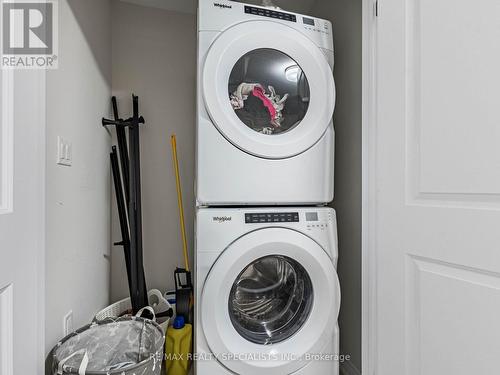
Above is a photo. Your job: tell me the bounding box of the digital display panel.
[305,212,319,221]
[303,17,315,26]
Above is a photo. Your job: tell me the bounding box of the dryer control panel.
[301,17,332,37]
[199,0,333,52]
[244,6,297,22]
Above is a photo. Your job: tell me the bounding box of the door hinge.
[375,0,379,16]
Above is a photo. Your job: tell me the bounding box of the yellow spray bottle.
[165,315,192,375]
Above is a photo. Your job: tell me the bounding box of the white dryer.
[195,207,341,375]
[197,0,336,206]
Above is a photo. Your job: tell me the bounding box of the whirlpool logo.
[213,216,232,223]
[213,3,232,9]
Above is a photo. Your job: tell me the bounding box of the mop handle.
[170,134,190,272]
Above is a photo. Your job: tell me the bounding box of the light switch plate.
[57,136,72,166]
[63,310,73,336]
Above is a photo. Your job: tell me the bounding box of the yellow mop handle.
[171,135,190,272]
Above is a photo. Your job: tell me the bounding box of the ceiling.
[119,0,318,15]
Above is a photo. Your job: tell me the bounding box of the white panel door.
[0,68,45,373]
[371,0,500,374]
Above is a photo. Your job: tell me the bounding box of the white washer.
[195,207,340,375]
[197,0,336,206]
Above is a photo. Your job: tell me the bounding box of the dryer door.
[203,20,335,159]
[201,228,340,375]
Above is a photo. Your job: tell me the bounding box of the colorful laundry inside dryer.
[251,86,278,122]
[228,49,311,136]
[230,82,289,134]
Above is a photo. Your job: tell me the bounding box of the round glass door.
[203,20,335,159]
[200,228,340,375]
[229,49,310,135]
[229,255,313,345]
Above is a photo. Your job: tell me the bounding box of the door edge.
[362,0,378,374]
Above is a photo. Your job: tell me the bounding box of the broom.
[170,134,193,323]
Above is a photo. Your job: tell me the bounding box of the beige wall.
[45,0,112,353]
[311,0,363,373]
[110,1,196,301]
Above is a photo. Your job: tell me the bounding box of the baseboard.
[340,360,361,375]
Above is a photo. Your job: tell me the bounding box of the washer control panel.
[244,6,297,22]
[245,212,299,223]
[305,210,333,231]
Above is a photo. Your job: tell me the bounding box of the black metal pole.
[103,95,147,314]
[129,94,148,312]
[111,96,147,307]
[112,97,130,205]
[128,116,139,313]
[110,146,139,312]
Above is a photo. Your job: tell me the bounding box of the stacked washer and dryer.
[195,1,340,374]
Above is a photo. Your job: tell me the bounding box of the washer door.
[201,228,340,375]
[203,20,335,159]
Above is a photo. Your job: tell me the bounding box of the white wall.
[45,0,112,354]
[311,0,363,373]
[110,1,196,301]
